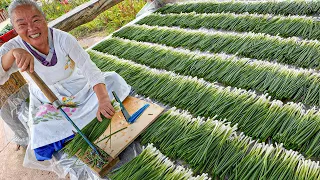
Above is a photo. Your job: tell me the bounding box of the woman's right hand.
[12,48,34,73]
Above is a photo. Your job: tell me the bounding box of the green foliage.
[88,49,320,158]
[137,12,320,41]
[157,1,320,16]
[113,25,320,69]
[41,0,89,21]
[0,0,10,10]
[0,24,13,36]
[38,0,146,38]
[69,0,147,38]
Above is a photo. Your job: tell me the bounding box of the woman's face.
[12,5,48,51]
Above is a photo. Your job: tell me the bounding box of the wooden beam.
[48,0,124,31]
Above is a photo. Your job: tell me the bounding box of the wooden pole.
[48,0,124,31]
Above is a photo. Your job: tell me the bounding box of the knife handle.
[112,91,131,121]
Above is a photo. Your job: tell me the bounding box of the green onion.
[88,49,320,158]
[93,37,320,106]
[140,109,319,179]
[62,116,111,157]
[137,12,320,40]
[112,25,320,69]
[110,144,209,180]
[157,1,320,16]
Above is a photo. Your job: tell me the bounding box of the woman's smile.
[12,5,49,54]
[29,33,41,39]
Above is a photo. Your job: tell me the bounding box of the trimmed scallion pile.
[113,25,320,69]
[63,116,111,157]
[88,50,320,158]
[110,144,210,180]
[140,109,320,179]
[137,12,320,40]
[157,1,320,16]
[62,100,120,159]
[86,1,320,177]
[93,37,320,106]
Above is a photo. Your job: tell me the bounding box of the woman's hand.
[97,96,115,121]
[94,83,115,121]
[1,48,34,72]
[12,48,34,72]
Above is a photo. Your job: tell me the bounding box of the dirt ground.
[0,118,63,180]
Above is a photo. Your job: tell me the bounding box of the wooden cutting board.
[95,96,164,158]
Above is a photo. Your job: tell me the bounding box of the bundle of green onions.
[157,1,320,16]
[63,116,111,157]
[141,109,320,179]
[94,37,320,106]
[88,50,320,158]
[63,100,120,158]
[110,144,209,180]
[112,25,320,69]
[137,12,320,40]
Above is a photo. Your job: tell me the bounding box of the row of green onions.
[137,12,320,40]
[141,109,320,179]
[88,50,320,158]
[113,25,320,69]
[157,1,320,16]
[110,144,209,180]
[93,37,320,107]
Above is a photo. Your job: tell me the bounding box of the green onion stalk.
[88,50,320,158]
[93,37,320,106]
[63,100,120,158]
[137,12,320,41]
[157,1,320,16]
[141,109,320,179]
[112,25,320,69]
[110,144,209,180]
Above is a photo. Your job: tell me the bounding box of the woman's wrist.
[93,83,109,101]
[1,49,16,71]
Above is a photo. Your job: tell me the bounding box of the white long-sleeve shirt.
[0,28,105,88]
[0,28,130,149]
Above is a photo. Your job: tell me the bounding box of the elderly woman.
[0,0,130,161]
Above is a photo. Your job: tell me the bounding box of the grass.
[41,0,146,38]
[41,0,89,21]
[69,0,147,38]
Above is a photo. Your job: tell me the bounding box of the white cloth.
[0,28,131,149]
